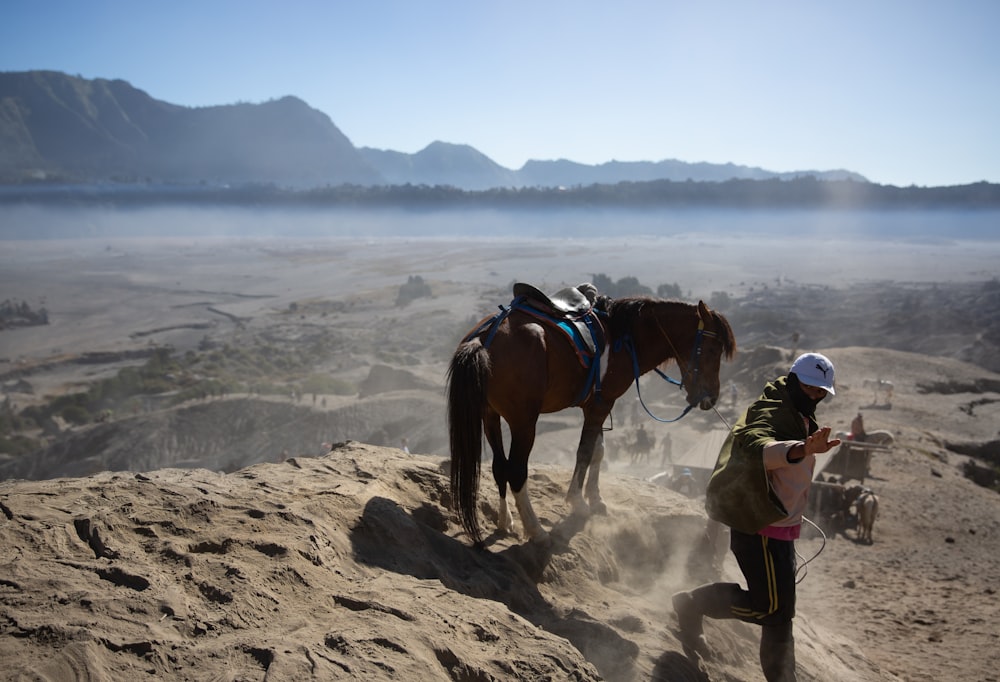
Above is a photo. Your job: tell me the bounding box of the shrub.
[0,434,40,456]
[61,404,91,425]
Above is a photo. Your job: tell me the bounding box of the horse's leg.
[506,419,548,543]
[566,421,604,517]
[585,430,608,514]
[484,410,514,536]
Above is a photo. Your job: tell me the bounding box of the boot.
[671,582,741,657]
[760,622,796,682]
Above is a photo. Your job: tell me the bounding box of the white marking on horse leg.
[497,495,515,536]
[513,484,549,542]
[566,483,590,517]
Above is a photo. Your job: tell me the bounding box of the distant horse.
[856,489,880,543]
[628,425,655,466]
[863,378,894,404]
[447,291,736,547]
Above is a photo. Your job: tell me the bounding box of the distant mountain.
[0,70,867,189]
[359,143,866,189]
[359,141,519,190]
[515,158,865,186]
[0,71,380,187]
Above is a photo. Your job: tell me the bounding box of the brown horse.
[447,293,736,547]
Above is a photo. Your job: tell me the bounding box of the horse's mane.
[601,295,651,340]
[601,296,736,359]
[708,307,737,359]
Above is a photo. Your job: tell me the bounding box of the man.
[851,411,867,442]
[672,352,841,682]
[672,467,697,498]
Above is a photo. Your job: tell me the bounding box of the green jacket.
[705,376,818,534]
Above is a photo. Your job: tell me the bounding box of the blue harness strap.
[463,296,608,407]
[513,301,607,406]
[574,308,606,405]
[615,320,716,423]
[517,304,600,367]
[462,296,526,347]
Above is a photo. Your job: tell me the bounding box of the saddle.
[464,282,607,406]
[511,282,604,359]
[512,282,598,318]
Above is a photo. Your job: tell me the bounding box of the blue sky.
[3,1,998,187]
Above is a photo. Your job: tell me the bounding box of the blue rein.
[616,321,717,423]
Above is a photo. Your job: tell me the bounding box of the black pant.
[728,528,797,626]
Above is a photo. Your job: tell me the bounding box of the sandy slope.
[2,424,997,682]
[0,444,882,681]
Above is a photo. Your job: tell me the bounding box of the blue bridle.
[615,318,719,423]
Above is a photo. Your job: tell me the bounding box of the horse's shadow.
[478,510,591,580]
[350,496,590,589]
[350,497,638,680]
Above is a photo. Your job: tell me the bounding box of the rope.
[627,306,724,423]
[795,515,827,584]
[710,402,734,432]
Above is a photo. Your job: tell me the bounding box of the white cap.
[789,352,836,395]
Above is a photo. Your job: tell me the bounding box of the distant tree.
[0,299,48,327]
[591,274,615,295]
[613,276,652,297]
[590,273,652,298]
[709,290,733,311]
[657,283,683,299]
[396,275,432,307]
[60,404,91,425]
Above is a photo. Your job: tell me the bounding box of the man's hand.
[804,426,842,455]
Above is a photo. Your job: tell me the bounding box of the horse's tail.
[447,340,491,547]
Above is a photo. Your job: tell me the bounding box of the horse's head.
[658,300,737,410]
[611,296,736,413]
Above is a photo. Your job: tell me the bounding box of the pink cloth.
[760,523,801,540]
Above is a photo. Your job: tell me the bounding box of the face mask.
[788,373,821,418]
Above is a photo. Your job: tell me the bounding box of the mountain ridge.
[1,70,867,190]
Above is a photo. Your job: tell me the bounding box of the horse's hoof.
[590,500,608,515]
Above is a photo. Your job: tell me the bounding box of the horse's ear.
[697,300,711,319]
